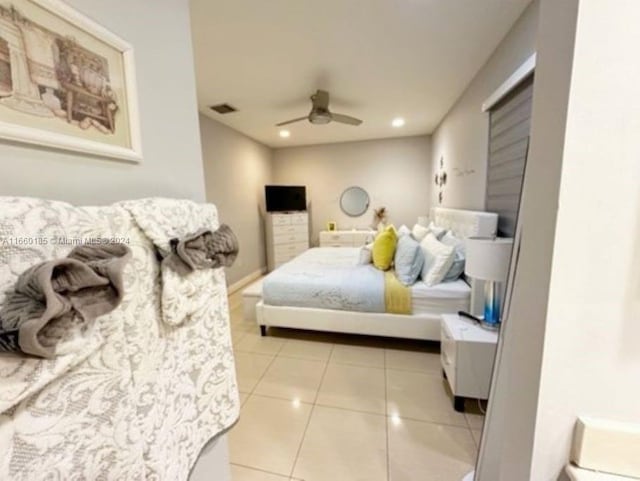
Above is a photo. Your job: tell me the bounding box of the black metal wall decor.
[434,156,447,204]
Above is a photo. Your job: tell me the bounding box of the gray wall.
[0,0,206,204]
[272,136,431,245]
[429,0,539,211]
[200,115,273,286]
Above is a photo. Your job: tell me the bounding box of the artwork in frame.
[0,0,142,161]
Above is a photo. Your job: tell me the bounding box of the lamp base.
[480,320,500,331]
[482,280,503,329]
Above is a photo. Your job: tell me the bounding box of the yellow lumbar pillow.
[372,225,397,270]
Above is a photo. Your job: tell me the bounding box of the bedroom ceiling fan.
[276,90,363,127]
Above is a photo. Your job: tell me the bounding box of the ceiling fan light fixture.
[392,117,405,128]
[275,90,363,127]
[309,111,332,125]
[279,129,291,138]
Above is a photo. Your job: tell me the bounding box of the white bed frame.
[256,207,497,341]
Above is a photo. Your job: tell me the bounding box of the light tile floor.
[227,290,484,481]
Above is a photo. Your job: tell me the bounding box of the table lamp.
[464,236,513,329]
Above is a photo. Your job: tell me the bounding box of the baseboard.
[227,267,266,294]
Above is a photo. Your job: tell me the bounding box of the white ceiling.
[190,0,531,148]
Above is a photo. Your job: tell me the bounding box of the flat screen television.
[265,185,306,212]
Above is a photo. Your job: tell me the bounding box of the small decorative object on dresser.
[265,211,309,271]
[319,229,375,247]
[327,221,337,231]
[441,313,498,412]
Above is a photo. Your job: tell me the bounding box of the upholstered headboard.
[430,207,499,315]
[430,207,498,239]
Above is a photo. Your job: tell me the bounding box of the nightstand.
[440,314,498,412]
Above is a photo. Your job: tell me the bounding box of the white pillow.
[428,221,447,240]
[358,242,374,265]
[411,223,430,241]
[419,233,455,286]
[397,224,411,237]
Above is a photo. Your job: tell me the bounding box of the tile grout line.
[242,390,471,431]
[246,391,420,421]
[463,413,478,451]
[230,462,296,480]
[239,358,474,429]
[384,348,390,481]
[245,350,280,397]
[288,343,335,479]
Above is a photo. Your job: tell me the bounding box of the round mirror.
[340,186,370,217]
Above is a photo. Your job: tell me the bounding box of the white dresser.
[319,229,375,247]
[266,212,309,271]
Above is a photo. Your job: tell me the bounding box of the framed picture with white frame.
[0,0,142,162]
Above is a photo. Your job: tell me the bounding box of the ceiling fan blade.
[275,116,308,126]
[312,90,330,110]
[331,113,363,126]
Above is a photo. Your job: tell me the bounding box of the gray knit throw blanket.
[163,224,239,276]
[0,244,131,358]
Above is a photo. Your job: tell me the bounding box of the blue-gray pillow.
[441,231,466,282]
[394,234,424,285]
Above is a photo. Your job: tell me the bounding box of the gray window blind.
[487,75,533,237]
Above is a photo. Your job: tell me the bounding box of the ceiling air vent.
[210,103,237,114]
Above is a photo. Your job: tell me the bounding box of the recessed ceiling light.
[392,117,405,128]
[279,130,290,138]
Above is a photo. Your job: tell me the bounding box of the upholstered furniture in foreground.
[0,197,239,480]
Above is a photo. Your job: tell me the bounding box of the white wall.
[272,136,431,244]
[0,0,206,204]
[429,0,539,211]
[200,115,273,286]
[529,1,640,479]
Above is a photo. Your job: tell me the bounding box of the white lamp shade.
[465,237,513,282]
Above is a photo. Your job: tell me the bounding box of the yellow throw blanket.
[384,271,412,314]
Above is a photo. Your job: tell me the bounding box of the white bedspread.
[263,248,385,313]
[263,247,471,316]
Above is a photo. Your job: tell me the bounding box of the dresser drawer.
[290,213,308,225]
[271,214,292,226]
[274,241,308,258]
[322,232,353,244]
[274,224,307,235]
[319,232,353,246]
[441,323,457,390]
[273,231,308,244]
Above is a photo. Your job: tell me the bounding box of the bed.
[256,207,497,341]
